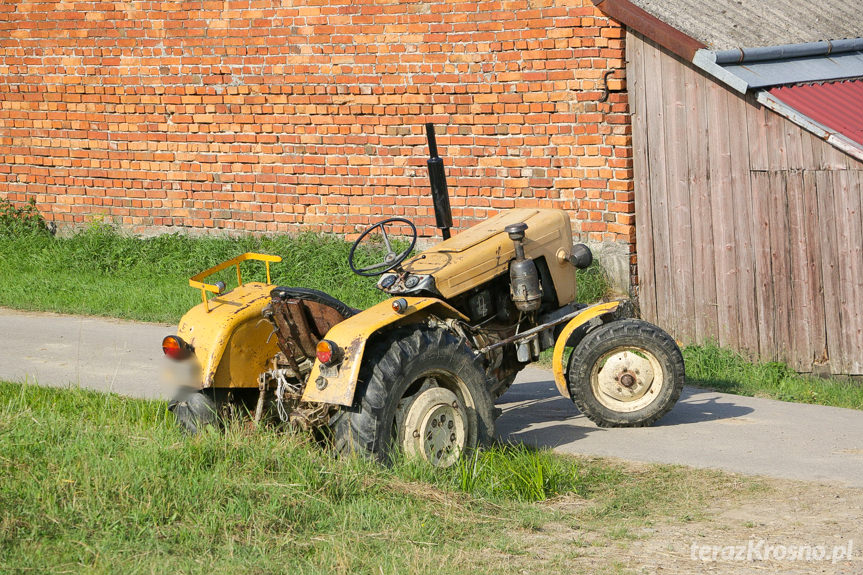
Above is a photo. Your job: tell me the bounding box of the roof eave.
[591,0,705,60]
[593,0,863,163]
[593,0,863,92]
[756,91,863,163]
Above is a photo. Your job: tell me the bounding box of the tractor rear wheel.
[331,326,495,466]
[566,319,684,427]
[168,388,257,434]
[168,389,220,434]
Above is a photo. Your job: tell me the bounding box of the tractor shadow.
[495,372,754,450]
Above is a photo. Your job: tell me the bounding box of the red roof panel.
[769,79,863,147]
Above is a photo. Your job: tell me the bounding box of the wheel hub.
[595,350,657,406]
[619,372,637,388]
[401,387,467,467]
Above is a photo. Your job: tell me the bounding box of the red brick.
[0,0,635,280]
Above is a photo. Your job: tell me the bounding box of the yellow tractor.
[162,125,684,467]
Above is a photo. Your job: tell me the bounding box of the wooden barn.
[593,0,863,375]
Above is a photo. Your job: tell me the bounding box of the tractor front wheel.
[566,319,684,427]
[331,326,495,466]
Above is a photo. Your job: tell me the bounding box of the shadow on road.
[654,388,755,426]
[495,375,754,449]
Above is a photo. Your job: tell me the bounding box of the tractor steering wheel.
[348,217,418,277]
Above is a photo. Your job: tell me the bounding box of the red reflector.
[162,336,191,360]
[316,340,338,365]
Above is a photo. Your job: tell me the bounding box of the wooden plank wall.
[628,32,863,375]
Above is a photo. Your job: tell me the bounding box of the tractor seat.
[267,287,358,360]
[270,287,358,319]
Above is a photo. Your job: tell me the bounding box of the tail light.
[162,335,192,360]
[316,339,341,366]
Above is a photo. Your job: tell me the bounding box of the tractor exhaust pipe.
[425,123,453,240]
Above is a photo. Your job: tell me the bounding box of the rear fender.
[301,297,468,406]
[551,300,622,398]
[175,282,279,389]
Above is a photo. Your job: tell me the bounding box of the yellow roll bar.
[189,252,282,312]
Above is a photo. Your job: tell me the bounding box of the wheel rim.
[589,346,664,413]
[400,386,467,467]
[397,373,474,467]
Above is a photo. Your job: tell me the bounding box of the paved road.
[3,307,863,487]
[0,308,168,399]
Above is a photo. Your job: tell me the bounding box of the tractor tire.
[331,325,495,467]
[168,389,220,434]
[566,319,684,428]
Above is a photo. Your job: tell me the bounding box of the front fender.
[301,297,468,406]
[551,300,622,398]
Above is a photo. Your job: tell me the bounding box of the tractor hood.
[400,208,576,304]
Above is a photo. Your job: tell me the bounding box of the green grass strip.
[0,381,748,574]
[684,343,863,410]
[0,221,609,323]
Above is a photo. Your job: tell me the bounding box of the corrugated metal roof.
[769,80,863,147]
[628,0,863,50]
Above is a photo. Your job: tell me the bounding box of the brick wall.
[0,0,633,281]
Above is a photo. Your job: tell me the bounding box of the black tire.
[168,389,220,434]
[331,325,495,465]
[566,319,684,427]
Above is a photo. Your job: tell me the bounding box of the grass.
[573,255,609,305]
[684,343,863,410]
[0,381,756,575]
[0,223,388,323]
[0,204,609,323]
